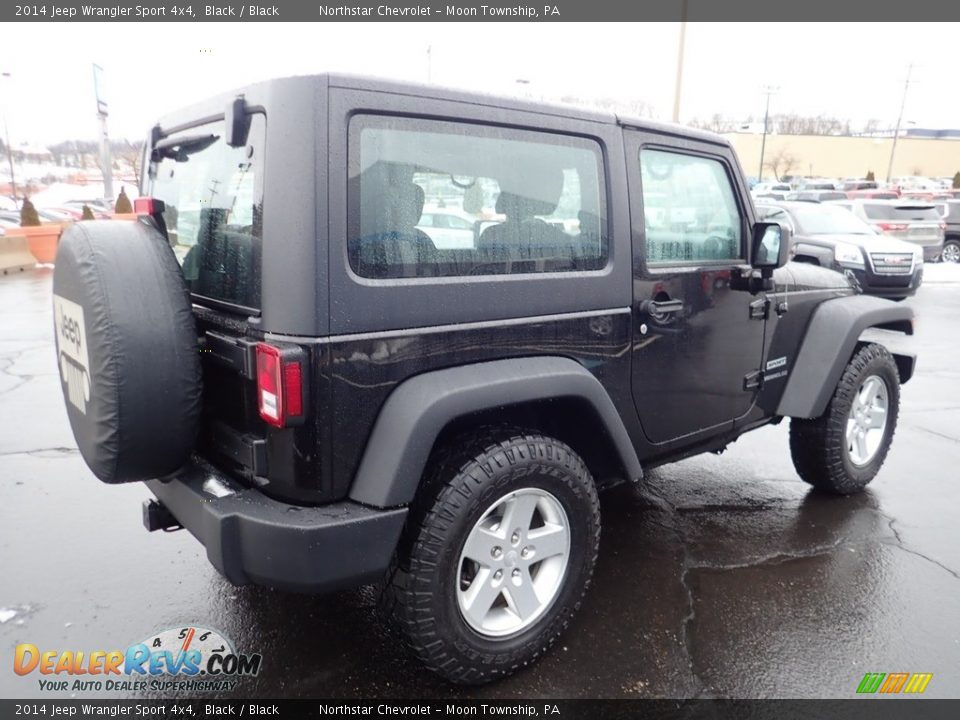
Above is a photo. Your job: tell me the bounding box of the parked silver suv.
[828,199,945,261]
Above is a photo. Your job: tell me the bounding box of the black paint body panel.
[145,74,913,510]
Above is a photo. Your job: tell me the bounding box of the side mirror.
[751,222,792,274]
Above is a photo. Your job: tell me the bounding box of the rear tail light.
[876,222,909,232]
[255,343,307,428]
[133,197,165,215]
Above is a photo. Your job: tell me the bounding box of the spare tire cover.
[52,220,202,483]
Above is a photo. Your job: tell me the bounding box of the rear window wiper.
[152,134,220,162]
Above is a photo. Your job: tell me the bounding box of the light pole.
[1,71,17,208]
[757,85,778,181]
[93,64,114,203]
[671,0,688,123]
[426,45,432,83]
[886,62,913,183]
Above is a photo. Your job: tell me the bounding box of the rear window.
[348,115,608,279]
[147,115,266,310]
[863,204,941,221]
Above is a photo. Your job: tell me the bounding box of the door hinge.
[749,297,770,320]
[743,369,763,390]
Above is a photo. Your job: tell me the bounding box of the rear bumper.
[146,458,407,594]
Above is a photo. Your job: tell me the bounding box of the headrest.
[390,182,426,229]
[495,191,558,220]
[495,165,565,219]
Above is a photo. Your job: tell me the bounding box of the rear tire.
[789,344,900,495]
[382,429,600,684]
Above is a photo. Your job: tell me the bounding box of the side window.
[348,115,608,278]
[639,149,743,265]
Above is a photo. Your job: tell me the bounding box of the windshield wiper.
[152,134,220,162]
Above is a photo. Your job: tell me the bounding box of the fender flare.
[348,356,643,508]
[777,294,915,419]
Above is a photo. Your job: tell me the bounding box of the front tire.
[383,430,600,684]
[789,343,900,494]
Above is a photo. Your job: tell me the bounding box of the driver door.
[626,131,766,446]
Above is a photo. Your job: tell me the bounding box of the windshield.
[790,204,877,235]
[147,114,266,310]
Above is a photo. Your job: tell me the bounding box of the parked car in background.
[42,206,84,220]
[900,190,954,202]
[59,201,112,219]
[846,189,899,200]
[757,201,923,299]
[891,176,940,192]
[0,213,20,236]
[34,208,75,223]
[830,199,945,261]
[933,199,960,263]
[416,207,479,249]
[785,190,848,203]
[842,180,879,192]
[751,182,793,200]
[798,180,838,191]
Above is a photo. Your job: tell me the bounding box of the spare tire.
[52,220,202,483]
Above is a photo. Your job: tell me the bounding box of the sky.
[0,22,957,145]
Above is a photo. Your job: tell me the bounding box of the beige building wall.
[724,133,960,181]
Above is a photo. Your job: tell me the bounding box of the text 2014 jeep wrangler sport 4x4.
[52,75,915,684]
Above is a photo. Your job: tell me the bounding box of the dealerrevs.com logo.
[14,626,262,693]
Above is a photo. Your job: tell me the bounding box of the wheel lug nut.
[512,568,521,579]
[521,546,532,559]
[491,546,502,559]
[511,531,521,545]
[493,569,503,581]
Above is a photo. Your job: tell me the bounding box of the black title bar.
[3,0,959,22]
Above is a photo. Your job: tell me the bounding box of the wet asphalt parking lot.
[2,266,959,700]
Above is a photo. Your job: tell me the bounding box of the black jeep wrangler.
[52,74,915,684]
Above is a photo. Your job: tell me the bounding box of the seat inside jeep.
[349,122,608,279]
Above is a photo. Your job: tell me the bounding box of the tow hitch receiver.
[142,499,181,532]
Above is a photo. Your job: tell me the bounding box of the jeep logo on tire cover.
[53,294,91,414]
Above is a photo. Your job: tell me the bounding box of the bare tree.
[764,146,797,181]
[772,113,847,136]
[114,140,145,186]
[688,113,739,133]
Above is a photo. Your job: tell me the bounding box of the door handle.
[642,299,685,316]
